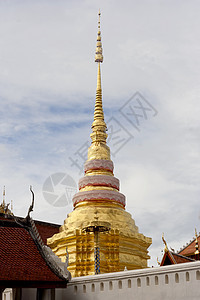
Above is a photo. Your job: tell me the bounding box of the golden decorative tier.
[47,11,152,277]
[48,205,151,277]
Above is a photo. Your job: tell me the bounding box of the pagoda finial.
[90,10,108,149]
[93,9,104,126]
[95,9,103,64]
[87,10,111,160]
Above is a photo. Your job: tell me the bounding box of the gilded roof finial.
[0,186,13,215]
[157,257,161,266]
[195,228,199,255]
[3,186,5,207]
[25,186,35,221]
[162,233,169,252]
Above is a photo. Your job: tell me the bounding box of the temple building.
[160,231,200,266]
[0,188,71,300]
[47,11,152,278]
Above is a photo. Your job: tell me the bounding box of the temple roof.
[160,232,199,266]
[0,213,60,245]
[178,234,200,257]
[160,250,195,266]
[0,215,70,288]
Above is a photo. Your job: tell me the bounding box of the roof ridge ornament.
[195,228,199,255]
[20,186,35,224]
[26,185,34,220]
[0,186,13,215]
[3,185,5,206]
[157,257,161,266]
[162,233,169,252]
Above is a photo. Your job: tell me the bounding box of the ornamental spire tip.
[95,10,103,63]
[88,10,110,161]
[91,11,106,134]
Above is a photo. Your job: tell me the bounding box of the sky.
[0,0,200,267]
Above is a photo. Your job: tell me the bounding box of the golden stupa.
[47,11,152,277]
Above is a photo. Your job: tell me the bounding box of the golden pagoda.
[47,11,152,277]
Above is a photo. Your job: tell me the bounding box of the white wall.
[56,261,200,300]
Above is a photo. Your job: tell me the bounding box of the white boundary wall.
[56,261,200,300]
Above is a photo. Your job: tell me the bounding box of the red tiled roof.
[0,217,68,288]
[173,253,194,263]
[179,236,200,256]
[0,213,60,245]
[34,221,60,245]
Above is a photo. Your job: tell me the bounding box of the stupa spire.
[89,11,110,160]
[93,63,104,122]
[93,10,104,125]
[94,9,104,127]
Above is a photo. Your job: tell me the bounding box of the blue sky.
[0,0,200,266]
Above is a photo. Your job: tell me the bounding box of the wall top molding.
[68,261,200,285]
